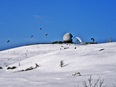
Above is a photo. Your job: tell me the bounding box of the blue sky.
[0,0,116,50]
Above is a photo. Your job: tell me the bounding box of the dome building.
[63,33,73,43]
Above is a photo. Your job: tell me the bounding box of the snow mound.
[0,43,116,87]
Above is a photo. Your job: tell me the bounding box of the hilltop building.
[63,33,73,43]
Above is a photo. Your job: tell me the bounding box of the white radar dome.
[63,33,73,43]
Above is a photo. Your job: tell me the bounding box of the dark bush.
[0,66,3,69]
[7,66,17,70]
[60,60,64,67]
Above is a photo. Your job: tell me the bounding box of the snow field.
[0,43,116,87]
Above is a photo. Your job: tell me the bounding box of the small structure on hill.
[63,33,73,43]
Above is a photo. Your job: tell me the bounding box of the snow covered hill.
[0,43,116,87]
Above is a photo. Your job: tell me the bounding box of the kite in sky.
[75,37,82,43]
[91,38,95,42]
[40,28,42,30]
[31,35,34,38]
[45,34,48,36]
[7,40,10,43]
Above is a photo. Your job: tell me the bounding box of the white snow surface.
[0,43,116,87]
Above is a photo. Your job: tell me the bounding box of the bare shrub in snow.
[19,63,20,66]
[60,60,64,67]
[0,66,2,69]
[112,84,116,87]
[7,66,17,70]
[25,63,39,71]
[25,66,34,71]
[25,53,27,57]
[35,63,39,68]
[18,63,39,72]
[99,49,104,51]
[83,76,106,87]
[64,47,69,49]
